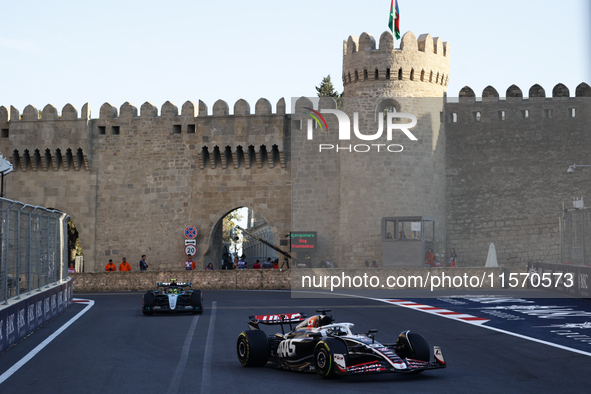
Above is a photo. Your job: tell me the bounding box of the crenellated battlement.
[342,31,450,97]
[1,97,286,122]
[452,82,591,101]
[445,82,590,125]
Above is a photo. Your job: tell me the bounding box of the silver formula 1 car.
[237,309,445,378]
[142,280,203,315]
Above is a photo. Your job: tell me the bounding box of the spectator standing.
[253,260,261,269]
[262,258,272,269]
[68,262,76,273]
[139,255,148,271]
[119,258,131,272]
[424,248,435,267]
[206,263,214,270]
[105,259,117,272]
[237,255,248,269]
[185,255,196,270]
[371,260,378,268]
[232,256,239,269]
[447,249,457,267]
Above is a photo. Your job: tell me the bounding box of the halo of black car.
[142,279,203,315]
[237,309,445,378]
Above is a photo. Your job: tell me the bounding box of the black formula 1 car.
[142,280,203,315]
[237,309,445,378]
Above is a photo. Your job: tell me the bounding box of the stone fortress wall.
[0,99,291,272]
[446,83,591,267]
[1,30,590,270]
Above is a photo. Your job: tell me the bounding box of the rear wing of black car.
[248,313,307,332]
[157,281,192,288]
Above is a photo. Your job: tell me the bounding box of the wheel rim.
[238,340,247,357]
[317,349,327,369]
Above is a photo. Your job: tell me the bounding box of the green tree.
[316,75,343,109]
[68,219,83,263]
[315,75,340,98]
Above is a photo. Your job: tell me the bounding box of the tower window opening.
[429,71,433,83]
[435,73,440,84]
[473,112,481,122]
[348,72,351,83]
[570,108,576,118]
[398,68,403,80]
[98,126,106,135]
[386,68,391,80]
[521,109,529,119]
[420,70,425,82]
[188,124,196,133]
[544,109,553,119]
[355,71,359,82]
[498,110,506,121]
[410,69,414,81]
[375,68,379,80]
[173,124,182,134]
[1,129,8,138]
[363,69,368,81]
[449,113,458,123]
[112,126,120,135]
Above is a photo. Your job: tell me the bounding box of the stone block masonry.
[69,270,291,292]
[1,29,590,271]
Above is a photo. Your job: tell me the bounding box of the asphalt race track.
[1,290,591,394]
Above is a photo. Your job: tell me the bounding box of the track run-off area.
[1,290,590,394]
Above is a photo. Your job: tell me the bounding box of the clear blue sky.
[0,0,589,116]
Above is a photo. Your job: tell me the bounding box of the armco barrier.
[528,262,591,298]
[69,269,292,292]
[0,278,73,355]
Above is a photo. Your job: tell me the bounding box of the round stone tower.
[338,30,450,267]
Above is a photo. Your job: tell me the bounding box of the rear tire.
[142,292,154,315]
[237,330,269,367]
[314,339,348,379]
[191,290,203,314]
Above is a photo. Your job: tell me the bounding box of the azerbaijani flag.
[388,0,401,40]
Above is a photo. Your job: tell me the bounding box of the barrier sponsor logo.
[0,280,74,356]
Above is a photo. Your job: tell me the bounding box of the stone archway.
[202,206,279,270]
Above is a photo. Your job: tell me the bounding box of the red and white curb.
[73,298,92,304]
[379,299,490,325]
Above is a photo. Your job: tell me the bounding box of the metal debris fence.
[0,197,70,304]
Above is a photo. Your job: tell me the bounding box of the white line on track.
[0,298,94,385]
[371,297,591,357]
[166,314,200,394]
[291,289,591,358]
[200,301,217,394]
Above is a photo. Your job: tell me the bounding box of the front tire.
[396,331,430,362]
[191,290,203,314]
[314,339,348,379]
[237,330,269,367]
[142,292,155,315]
